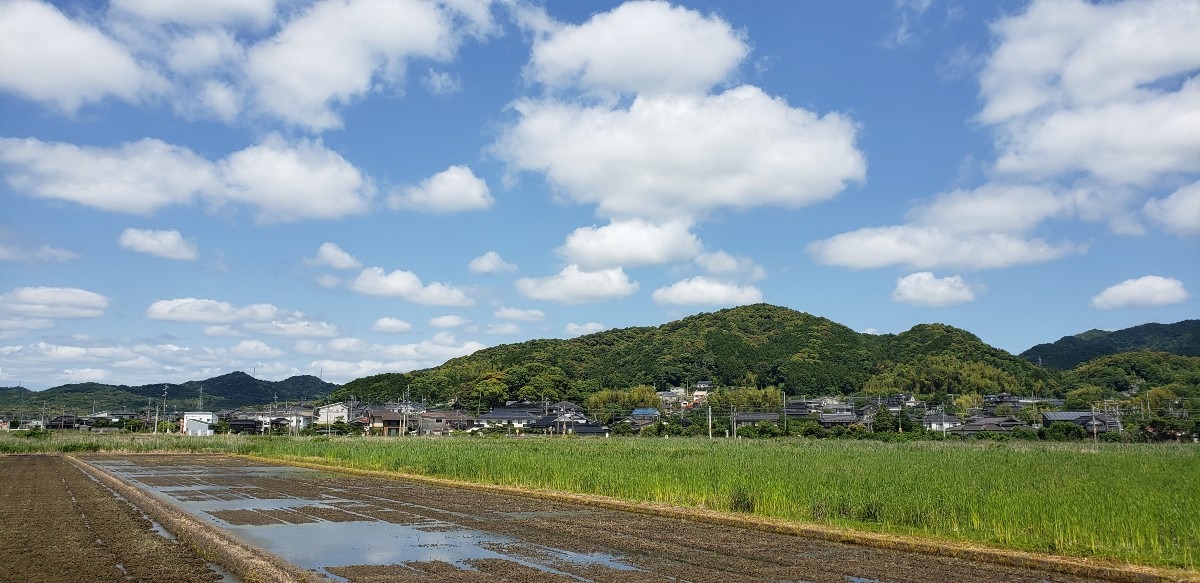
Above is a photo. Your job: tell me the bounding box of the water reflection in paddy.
[90,458,638,581]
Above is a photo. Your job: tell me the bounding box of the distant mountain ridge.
[1020,320,1200,370]
[0,372,336,415]
[334,303,1058,406]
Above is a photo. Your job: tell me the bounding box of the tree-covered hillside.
[0,372,336,418]
[331,304,1056,409]
[1020,320,1200,370]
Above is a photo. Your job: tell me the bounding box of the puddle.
[90,458,639,581]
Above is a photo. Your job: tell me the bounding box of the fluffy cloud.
[981,0,1200,187]
[118,228,198,260]
[428,315,470,328]
[229,339,283,358]
[486,323,520,335]
[306,242,362,270]
[0,137,220,215]
[891,272,977,307]
[496,87,865,220]
[306,333,486,380]
[564,322,606,337]
[0,135,373,221]
[809,184,1087,270]
[651,276,762,306]
[468,251,515,274]
[907,185,1069,234]
[1144,182,1200,236]
[0,286,109,318]
[372,317,412,333]
[0,240,77,263]
[348,267,474,306]
[110,0,277,27]
[516,265,638,304]
[0,0,164,112]
[494,307,544,321]
[1091,275,1189,309]
[219,135,373,222]
[388,165,492,213]
[145,298,242,323]
[145,298,337,336]
[421,69,461,94]
[558,219,701,269]
[695,251,766,281]
[243,319,339,338]
[527,0,747,97]
[808,226,1082,270]
[498,3,866,224]
[243,0,456,130]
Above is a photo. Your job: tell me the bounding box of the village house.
[475,402,544,429]
[947,415,1027,436]
[1042,411,1122,434]
[180,412,217,436]
[417,410,475,435]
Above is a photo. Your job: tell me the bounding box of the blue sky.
[1,0,1197,391]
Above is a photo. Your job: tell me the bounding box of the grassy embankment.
[3,432,1196,571]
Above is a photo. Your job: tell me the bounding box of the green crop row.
[2,432,1196,569]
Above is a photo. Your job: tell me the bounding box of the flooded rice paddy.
[75,454,1119,582]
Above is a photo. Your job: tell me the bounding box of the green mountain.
[1020,320,1200,370]
[332,303,1056,408]
[0,372,337,418]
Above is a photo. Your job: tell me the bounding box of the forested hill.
[1020,320,1200,370]
[334,303,1058,407]
[0,372,336,415]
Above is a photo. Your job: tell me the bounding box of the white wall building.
[182,412,217,436]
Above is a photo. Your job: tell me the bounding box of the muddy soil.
[0,455,226,583]
[75,453,1134,583]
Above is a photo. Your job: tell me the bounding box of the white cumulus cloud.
[558,218,701,269]
[388,165,492,213]
[372,317,413,333]
[1091,275,1189,309]
[495,87,866,220]
[306,242,362,269]
[118,228,198,260]
[243,0,458,130]
[0,286,108,318]
[516,265,638,304]
[0,0,165,112]
[651,277,762,306]
[564,322,606,337]
[1144,182,1200,236]
[891,272,977,307]
[807,226,1083,270]
[0,135,374,222]
[527,0,748,97]
[348,267,473,306]
[428,315,470,328]
[468,251,515,274]
[219,134,374,223]
[494,307,544,321]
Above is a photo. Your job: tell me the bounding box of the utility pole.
[707,405,712,440]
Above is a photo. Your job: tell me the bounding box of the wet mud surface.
[0,455,229,583]
[71,453,1116,582]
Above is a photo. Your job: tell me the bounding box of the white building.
[316,402,352,425]
[182,412,217,436]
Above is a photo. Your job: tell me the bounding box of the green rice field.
[4,432,1197,571]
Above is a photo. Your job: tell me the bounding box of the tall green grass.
[4,432,1196,569]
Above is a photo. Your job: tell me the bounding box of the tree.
[1044,421,1086,441]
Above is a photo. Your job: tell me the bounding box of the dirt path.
[0,454,225,583]
[73,453,1168,583]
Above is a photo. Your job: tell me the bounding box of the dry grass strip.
[247,453,1199,583]
[67,455,326,583]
